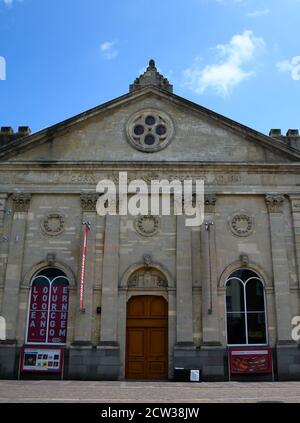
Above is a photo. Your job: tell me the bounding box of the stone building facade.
[0,60,300,381]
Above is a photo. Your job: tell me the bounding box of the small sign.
[229,347,273,374]
[21,346,63,373]
[190,369,200,382]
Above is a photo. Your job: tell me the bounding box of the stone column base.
[0,342,18,379]
[173,344,226,381]
[68,344,120,380]
[276,343,300,381]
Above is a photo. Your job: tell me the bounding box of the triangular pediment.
[1,87,299,163]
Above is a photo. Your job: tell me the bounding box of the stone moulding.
[228,211,254,237]
[135,215,160,237]
[41,213,65,236]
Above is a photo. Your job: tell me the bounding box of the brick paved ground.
[0,380,300,403]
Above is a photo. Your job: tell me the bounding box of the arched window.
[226,269,267,345]
[26,268,69,345]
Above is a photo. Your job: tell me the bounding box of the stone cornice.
[1,162,300,172]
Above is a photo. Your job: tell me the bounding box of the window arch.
[26,267,69,345]
[226,268,267,345]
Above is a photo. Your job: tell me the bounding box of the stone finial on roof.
[129,59,173,93]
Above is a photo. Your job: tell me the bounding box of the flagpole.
[79,221,91,312]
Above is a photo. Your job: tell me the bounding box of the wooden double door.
[126,295,168,380]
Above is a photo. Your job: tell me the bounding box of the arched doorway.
[126,295,168,380]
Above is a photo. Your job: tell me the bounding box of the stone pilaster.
[99,214,120,346]
[265,194,292,343]
[201,194,220,345]
[73,194,98,345]
[175,215,194,346]
[289,195,300,288]
[1,193,31,342]
[0,194,8,289]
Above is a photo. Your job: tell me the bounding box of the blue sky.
[0,0,299,135]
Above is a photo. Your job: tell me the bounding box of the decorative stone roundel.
[135,215,160,237]
[41,213,65,236]
[229,212,254,237]
[126,109,174,152]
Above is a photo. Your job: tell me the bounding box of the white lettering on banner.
[59,329,66,337]
[27,278,69,344]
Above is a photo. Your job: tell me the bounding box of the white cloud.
[2,0,23,7]
[277,57,300,81]
[0,56,6,80]
[100,41,118,60]
[183,30,265,97]
[246,9,270,17]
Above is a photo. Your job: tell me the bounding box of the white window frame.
[25,271,69,346]
[225,269,268,347]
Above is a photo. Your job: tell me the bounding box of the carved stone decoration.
[11,193,31,212]
[129,59,173,93]
[229,212,254,237]
[126,109,174,153]
[41,213,65,236]
[240,254,249,266]
[46,253,56,266]
[128,267,168,289]
[265,194,285,213]
[135,215,160,237]
[80,193,99,212]
[204,194,217,213]
[143,254,152,266]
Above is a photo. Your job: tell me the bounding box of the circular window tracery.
[126,109,174,152]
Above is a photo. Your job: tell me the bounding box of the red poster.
[229,348,273,374]
[27,279,69,344]
[47,284,69,344]
[20,346,64,373]
[27,283,50,343]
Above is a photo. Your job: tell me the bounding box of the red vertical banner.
[27,277,69,344]
[79,222,89,311]
[47,281,69,344]
[27,279,50,343]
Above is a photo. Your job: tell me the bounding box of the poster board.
[20,346,64,373]
[229,347,273,375]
